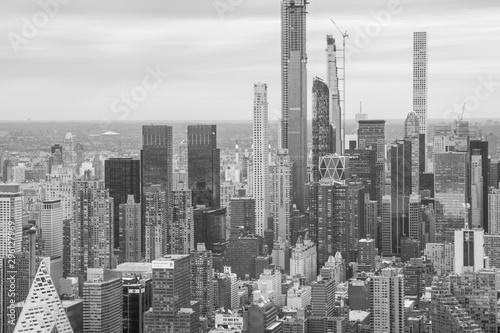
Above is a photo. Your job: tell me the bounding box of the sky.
[0,0,499,123]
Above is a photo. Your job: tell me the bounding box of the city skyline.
[1,0,499,121]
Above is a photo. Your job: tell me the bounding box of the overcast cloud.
[0,0,499,122]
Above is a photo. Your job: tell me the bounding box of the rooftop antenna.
[331,19,349,155]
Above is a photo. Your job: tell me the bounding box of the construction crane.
[331,19,349,155]
[457,102,466,122]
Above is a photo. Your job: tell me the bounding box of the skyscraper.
[12,260,74,333]
[358,120,386,211]
[386,139,413,256]
[105,158,141,248]
[312,77,332,183]
[0,184,22,257]
[370,268,405,333]
[326,35,342,154]
[144,254,191,333]
[281,0,308,212]
[40,200,63,258]
[141,125,173,190]
[414,32,428,173]
[253,83,269,237]
[434,152,469,242]
[83,268,123,333]
[187,124,220,209]
[72,174,114,274]
[271,149,292,242]
[141,125,173,255]
[470,140,489,231]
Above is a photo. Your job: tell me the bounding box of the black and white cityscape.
[1,1,500,332]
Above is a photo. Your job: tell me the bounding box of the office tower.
[190,244,214,317]
[169,183,194,254]
[289,236,317,285]
[348,179,365,257]
[224,236,261,279]
[83,268,123,333]
[358,238,375,272]
[488,188,500,234]
[310,154,352,266]
[143,185,167,262]
[187,124,220,209]
[40,200,63,258]
[141,125,173,256]
[369,268,404,333]
[358,120,386,210]
[413,32,427,171]
[62,132,75,167]
[454,228,485,275]
[72,174,114,274]
[327,35,342,154]
[408,193,422,241]
[253,83,270,237]
[383,139,413,257]
[312,77,332,182]
[122,276,152,333]
[144,255,191,333]
[271,149,292,242]
[281,0,308,213]
[345,149,377,200]
[105,158,141,248]
[12,260,73,333]
[119,195,142,263]
[0,184,23,257]
[310,278,335,317]
[141,125,173,190]
[470,140,489,231]
[431,277,482,333]
[228,197,255,236]
[179,139,188,170]
[450,270,498,333]
[404,111,421,191]
[434,152,469,242]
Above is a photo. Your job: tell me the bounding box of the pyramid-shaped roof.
[13,260,74,333]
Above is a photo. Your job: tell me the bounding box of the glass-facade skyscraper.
[141,125,173,256]
[281,0,308,213]
[187,124,220,209]
[434,152,469,242]
[104,158,141,248]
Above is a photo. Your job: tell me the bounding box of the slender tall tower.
[281,0,308,212]
[312,77,331,183]
[326,35,342,154]
[413,32,427,171]
[253,83,269,237]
